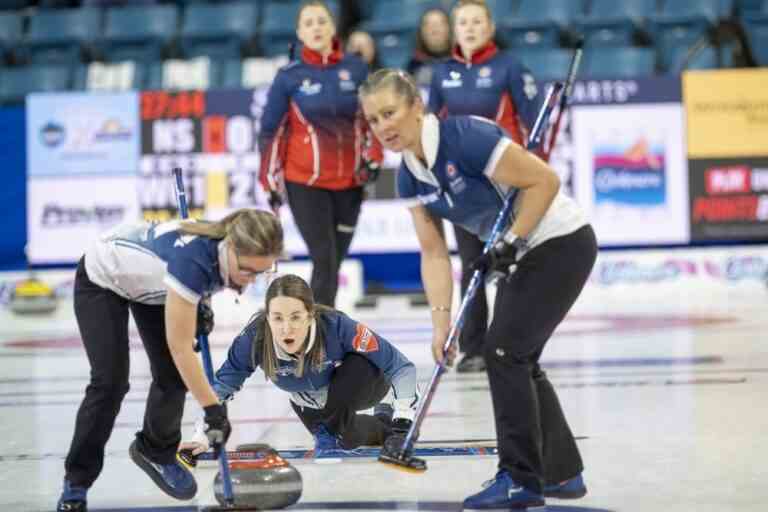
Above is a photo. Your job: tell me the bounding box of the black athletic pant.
[291,353,391,449]
[453,224,488,357]
[484,225,597,493]
[286,181,364,308]
[64,258,188,488]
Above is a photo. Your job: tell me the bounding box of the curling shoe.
[456,354,486,373]
[129,439,197,500]
[463,470,546,511]
[543,473,587,499]
[373,387,395,425]
[312,424,342,451]
[57,479,87,512]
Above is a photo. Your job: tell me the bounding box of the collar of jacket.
[301,37,343,67]
[451,40,498,65]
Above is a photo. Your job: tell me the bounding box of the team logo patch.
[338,69,351,81]
[478,66,492,78]
[446,162,458,178]
[352,324,379,353]
[299,79,322,95]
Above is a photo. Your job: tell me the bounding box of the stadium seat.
[498,0,586,47]
[0,1,31,11]
[573,0,657,46]
[582,46,656,78]
[743,21,768,64]
[736,0,766,15]
[514,47,576,82]
[0,65,71,104]
[373,30,416,69]
[145,58,221,91]
[363,0,436,32]
[649,0,734,41]
[25,8,102,64]
[73,61,146,91]
[664,43,719,72]
[100,5,179,62]
[180,2,259,59]
[0,12,22,62]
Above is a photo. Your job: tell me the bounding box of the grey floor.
[0,272,766,512]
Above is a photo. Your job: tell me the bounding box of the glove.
[203,403,231,449]
[356,158,380,184]
[268,190,284,214]
[179,417,210,457]
[469,235,528,276]
[195,301,214,338]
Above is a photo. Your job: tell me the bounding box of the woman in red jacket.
[259,0,382,307]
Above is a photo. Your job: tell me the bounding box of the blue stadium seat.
[649,0,734,40]
[0,12,22,61]
[514,47,576,82]
[736,0,765,15]
[180,2,258,59]
[498,0,586,47]
[0,65,71,104]
[100,5,179,62]
[363,0,431,32]
[743,21,768,64]
[373,30,416,69]
[25,8,102,64]
[664,43,719,72]
[484,0,516,21]
[582,46,656,78]
[72,61,147,91]
[220,59,242,89]
[574,0,657,46]
[0,1,31,10]
[145,58,222,91]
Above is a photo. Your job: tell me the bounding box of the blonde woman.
[57,209,283,512]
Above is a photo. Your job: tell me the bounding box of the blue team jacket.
[212,309,417,409]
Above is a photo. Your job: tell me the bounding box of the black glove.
[391,418,412,435]
[268,190,283,213]
[470,236,528,276]
[196,301,214,338]
[356,158,380,184]
[203,403,231,448]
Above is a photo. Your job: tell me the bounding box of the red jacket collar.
[451,40,498,65]
[301,37,343,67]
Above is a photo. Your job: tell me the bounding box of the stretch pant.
[286,182,364,308]
[453,224,488,357]
[291,353,391,449]
[484,225,597,493]
[64,258,187,488]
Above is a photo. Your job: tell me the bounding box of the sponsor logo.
[41,204,126,227]
[299,79,322,95]
[593,137,665,205]
[338,69,350,81]
[705,166,750,195]
[442,71,462,88]
[478,67,491,78]
[352,323,379,353]
[522,72,537,100]
[94,118,132,142]
[39,122,65,147]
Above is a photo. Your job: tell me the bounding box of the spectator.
[347,29,381,70]
[407,7,452,87]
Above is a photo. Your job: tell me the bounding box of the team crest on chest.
[476,66,493,88]
[446,161,466,195]
[338,69,356,91]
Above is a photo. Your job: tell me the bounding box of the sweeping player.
[428,0,542,373]
[56,210,283,512]
[359,69,595,511]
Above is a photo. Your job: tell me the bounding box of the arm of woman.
[492,142,560,239]
[409,205,456,364]
[257,72,291,194]
[165,288,220,407]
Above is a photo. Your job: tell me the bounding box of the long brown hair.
[260,274,332,380]
[179,208,283,258]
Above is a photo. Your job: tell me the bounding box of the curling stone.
[9,277,58,315]
[213,449,302,510]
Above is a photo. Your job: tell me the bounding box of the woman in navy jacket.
[259,0,382,308]
[182,274,418,453]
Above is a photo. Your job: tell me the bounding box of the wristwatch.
[502,231,529,251]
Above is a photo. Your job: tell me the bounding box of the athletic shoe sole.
[129,440,197,500]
